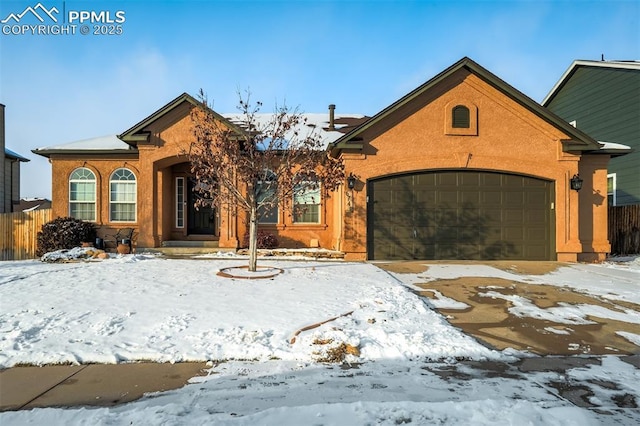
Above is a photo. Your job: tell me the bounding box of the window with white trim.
[110,168,137,222]
[69,167,96,221]
[293,179,321,223]
[257,170,278,224]
[176,177,185,228]
[607,173,616,206]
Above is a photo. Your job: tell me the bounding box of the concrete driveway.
[377,261,640,356]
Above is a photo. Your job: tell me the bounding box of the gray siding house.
[543,60,640,206]
[0,104,30,213]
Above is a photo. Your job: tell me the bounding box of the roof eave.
[32,149,137,158]
[330,57,600,153]
[5,153,30,162]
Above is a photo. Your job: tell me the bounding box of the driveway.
[377,261,640,356]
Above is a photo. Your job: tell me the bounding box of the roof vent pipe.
[328,104,336,131]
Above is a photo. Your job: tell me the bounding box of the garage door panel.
[369,171,553,260]
[437,173,458,186]
[503,209,524,224]
[438,191,458,204]
[460,173,481,186]
[461,191,480,204]
[481,191,503,205]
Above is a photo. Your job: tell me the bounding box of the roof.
[330,56,605,155]
[32,134,133,157]
[4,148,30,162]
[34,94,367,157]
[224,112,367,149]
[597,141,634,157]
[119,92,245,145]
[542,59,640,106]
[17,198,51,211]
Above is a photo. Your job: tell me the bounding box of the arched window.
[257,170,278,224]
[69,167,96,221]
[452,105,470,128]
[110,168,137,222]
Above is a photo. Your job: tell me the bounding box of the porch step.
[161,240,220,248]
[145,247,236,256]
[141,240,234,257]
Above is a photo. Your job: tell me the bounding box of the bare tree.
[188,90,345,272]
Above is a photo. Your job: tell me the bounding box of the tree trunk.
[248,205,258,272]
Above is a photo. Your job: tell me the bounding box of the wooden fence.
[0,209,52,261]
[609,205,640,255]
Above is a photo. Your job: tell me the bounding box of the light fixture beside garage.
[346,174,358,213]
[347,174,357,190]
[570,174,584,191]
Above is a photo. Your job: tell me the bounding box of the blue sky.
[0,0,638,198]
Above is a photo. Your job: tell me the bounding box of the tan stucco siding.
[50,155,141,243]
[341,72,587,261]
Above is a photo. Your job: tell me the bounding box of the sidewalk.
[0,362,208,411]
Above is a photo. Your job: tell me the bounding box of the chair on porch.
[105,228,136,253]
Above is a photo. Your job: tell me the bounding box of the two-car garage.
[367,170,554,261]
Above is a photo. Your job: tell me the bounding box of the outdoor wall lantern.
[347,174,357,190]
[570,174,583,192]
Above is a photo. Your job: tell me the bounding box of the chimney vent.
[328,104,336,131]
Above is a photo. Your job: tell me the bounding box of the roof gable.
[118,92,244,146]
[330,57,602,154]
[543,60,640,106]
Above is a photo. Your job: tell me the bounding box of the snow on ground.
[1,255,639,424]
[0,256,502,368]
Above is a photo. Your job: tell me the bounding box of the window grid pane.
[110,168,137,222]
[293,181,321,223]
[70,203,95,221]
[258,185,278,224]
[176,177,184,228]
[69,168,96,221]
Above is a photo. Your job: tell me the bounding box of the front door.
[187,179,217,235]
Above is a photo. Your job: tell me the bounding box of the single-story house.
[33,57,629,262]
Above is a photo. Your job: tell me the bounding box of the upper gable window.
[445,101,478,136]
[452,105,470,128]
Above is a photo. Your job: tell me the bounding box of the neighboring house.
[17,198,52,212]
[0,104,30,213]
[543,60,640,206]
[33,57,628,262]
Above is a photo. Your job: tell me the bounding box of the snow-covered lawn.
[0,255,501,368]
[1,254,639,425]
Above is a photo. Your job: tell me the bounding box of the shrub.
[36,217,97,257]
[242,230,279,249]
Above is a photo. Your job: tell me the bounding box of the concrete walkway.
[0,362,208,411]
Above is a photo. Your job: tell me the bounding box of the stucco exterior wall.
[340,71,594,261]
[126,103,339,250]
[49,155,140,246]
[43,67,611,260]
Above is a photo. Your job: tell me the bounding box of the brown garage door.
[367,171,554,260]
